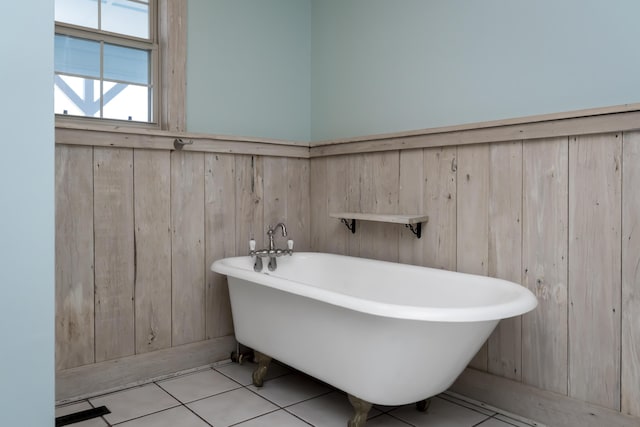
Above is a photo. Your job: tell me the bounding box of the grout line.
[182,404,214,427]
[64,364,540,427]
[383,410,418,427]
[243,377,334,410]
[153,369,245,406]
[226,408,283,427]
[107,404,183,427]
[470,414,497,427]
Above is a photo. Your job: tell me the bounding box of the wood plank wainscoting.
[309,106,640,427]
[56,105,640,427]
[55,127,310,401]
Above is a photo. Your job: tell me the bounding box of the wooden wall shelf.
[330,212,429,238]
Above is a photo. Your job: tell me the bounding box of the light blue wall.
[311,0,640,140]
[0,1,54,426]
[187,0,311,142]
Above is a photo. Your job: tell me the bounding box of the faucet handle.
[287,239,294,250]
[249,239,256,251]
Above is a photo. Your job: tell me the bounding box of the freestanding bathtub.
[212,252,537,426]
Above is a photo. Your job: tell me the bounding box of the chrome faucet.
[267,223,287,250]
[249,223,294,272]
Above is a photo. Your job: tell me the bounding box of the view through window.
[54,0,155,123]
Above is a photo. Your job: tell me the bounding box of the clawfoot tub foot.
[251,351,272,387]
[347,394,372,427]
[415,398,432,412]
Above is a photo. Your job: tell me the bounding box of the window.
[54,0,157,124]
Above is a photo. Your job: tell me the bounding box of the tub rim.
[212,252,537,322]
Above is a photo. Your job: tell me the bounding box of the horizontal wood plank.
[55,127,310,158]
[56,336,236,402]
[310,110,640,157]
[329,212,428,224]
[451,368,640,427]
[58,104,640,158]
[310,103,640,146]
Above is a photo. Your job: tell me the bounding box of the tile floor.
[56,361,545,427]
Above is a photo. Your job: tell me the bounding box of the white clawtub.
[212,252,537,424]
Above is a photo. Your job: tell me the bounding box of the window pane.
[55,35,100,78]
[102,1,150,39]
[103,82,150,122]
[104,44,149,84]
[55,0,98,29]
[54,75,101,118]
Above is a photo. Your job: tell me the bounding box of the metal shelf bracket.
[405,223,422,239]
[341,218,356,234]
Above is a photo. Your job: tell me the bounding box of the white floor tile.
[216,360,291,386]
[115,406,209,427]
[286,391,381,427]
[390,396,492,427]
[55,401,108,427]
[157,368,241,403]
[235,409,310,426]
[365,414,412,426]
[249,373,332,407]
[187,387,277,426]
[477,416,524,427]
[89,383,180,425]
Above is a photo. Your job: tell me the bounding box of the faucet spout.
[273,223,287,237]
[267,223,287,250]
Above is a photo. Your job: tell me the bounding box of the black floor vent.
[55,406,110,426]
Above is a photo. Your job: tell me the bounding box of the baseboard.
[56,335,236,402]
[450,368,639,427]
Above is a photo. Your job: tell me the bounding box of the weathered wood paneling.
[57,337,236,403]
[326,156,350,255]
[346,154,363,256]
[93,147,135,362]
[422,147,457,270]
[568,133,622,409]
[55,145,95,370]
[287,158,311,251]
[452,368,640,427]
[359,151,400,262]
[310,108,640,157]
[398,149,424,265]
[487,141,523,381]
[171,151,206,346]
[55,112,640,425]
[622,130,640,417]
[204,153,236,339]
[263,156,288,230]
[456,143,490,371]
[521,137,569,395]
[309,158,328,252]
[133,149,172,354]
[235,155,264,251]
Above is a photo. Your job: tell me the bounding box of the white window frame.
[54,0,161,129]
